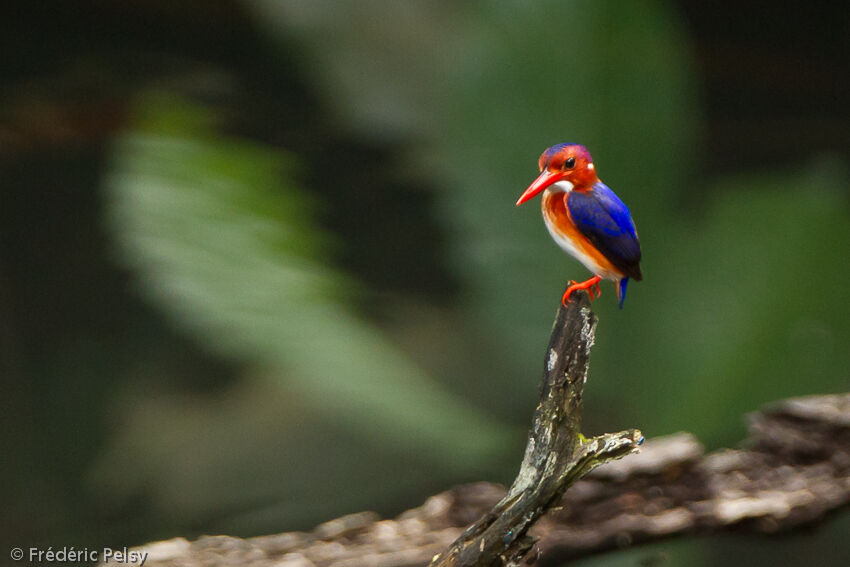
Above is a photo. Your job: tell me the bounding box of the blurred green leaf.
[105,94,511,467]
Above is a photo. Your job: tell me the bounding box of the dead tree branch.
[428,290,641,566]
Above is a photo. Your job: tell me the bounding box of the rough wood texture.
[104,290,850,566]
[117,394,850,567]
[428,290,641,566]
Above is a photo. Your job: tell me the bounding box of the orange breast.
[541,191,621,279]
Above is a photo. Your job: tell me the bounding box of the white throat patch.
[549,180,574,193]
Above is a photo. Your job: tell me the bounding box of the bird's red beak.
[516,170,563,206]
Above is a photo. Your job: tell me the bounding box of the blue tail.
[617,278,630,309]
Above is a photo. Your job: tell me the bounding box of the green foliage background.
[1,1,848,565]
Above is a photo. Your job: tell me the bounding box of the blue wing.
[566,182,642,280]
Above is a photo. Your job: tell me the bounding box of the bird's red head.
[516,143,598,206]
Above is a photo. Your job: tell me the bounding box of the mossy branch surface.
[430,288,642,567]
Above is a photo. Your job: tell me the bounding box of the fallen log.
[106,288,850,566]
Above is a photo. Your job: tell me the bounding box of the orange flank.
[541,191,621,280]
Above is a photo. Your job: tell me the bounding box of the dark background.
[1,2,848,565]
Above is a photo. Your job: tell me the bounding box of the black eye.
[564,157,576,169]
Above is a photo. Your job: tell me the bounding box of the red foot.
[562,275,602,306]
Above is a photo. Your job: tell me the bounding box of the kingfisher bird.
[516,143,642,308]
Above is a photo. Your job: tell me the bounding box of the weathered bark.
[428,290,641,566]
[104,289,850,567]
[115,394,850,567]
